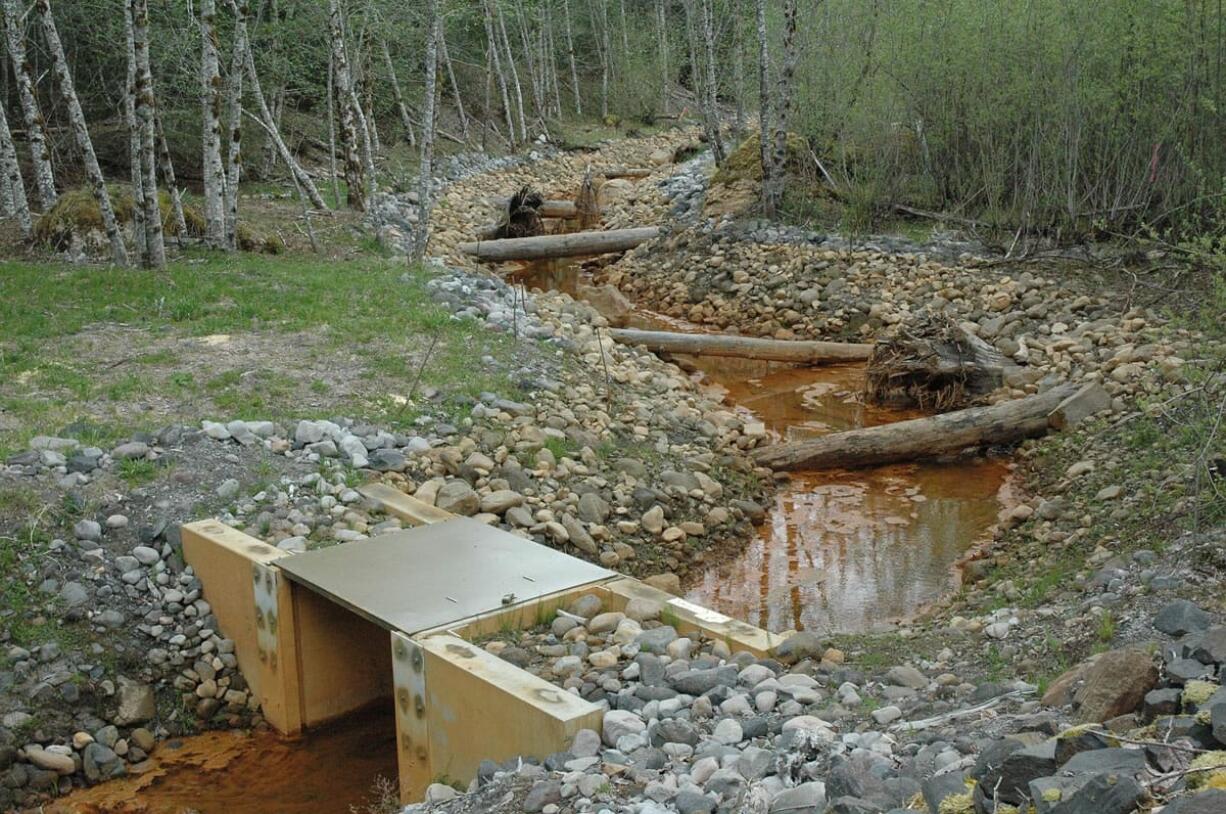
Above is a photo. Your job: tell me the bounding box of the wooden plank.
[458,226,661,261]
[359,482,454,526]
[391,632,431,803]
[752,382,1085,471]
[417,584,614,641]
[610,328,872,364]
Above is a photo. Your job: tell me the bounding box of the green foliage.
[787,0,1226,234]
[116,458,160,486]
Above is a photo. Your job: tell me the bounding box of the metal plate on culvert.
[275,517,615,634]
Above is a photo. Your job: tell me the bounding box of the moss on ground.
[34,185,282,254]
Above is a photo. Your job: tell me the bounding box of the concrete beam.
[359,483,454,527]
[411,633,602,800]
[180,520,304,734]
[598,578,780,658]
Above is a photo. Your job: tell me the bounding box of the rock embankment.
[408,596,1226,814]
[610,227,1191,411]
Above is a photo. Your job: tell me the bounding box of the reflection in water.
[508,265,1013,633]
[663,345,1013,635]
[48,706,397,814]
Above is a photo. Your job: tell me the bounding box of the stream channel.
[48,255,1016,814]
[518,259,1016,636]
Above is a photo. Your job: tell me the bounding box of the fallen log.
[610,328,872,365]
[752,382,1108,471]
[599,166,653,179]
[459,227,661,261]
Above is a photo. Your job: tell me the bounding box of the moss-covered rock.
[1183,680,1221,709]
[710,130,811,187]
[1188,751,1226,790]
[34,185,204,249]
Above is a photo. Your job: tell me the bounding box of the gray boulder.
[1154,600,1212,637]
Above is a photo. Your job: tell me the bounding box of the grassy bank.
[0,254,524,459]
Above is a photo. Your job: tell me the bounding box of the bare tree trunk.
[617,0,629,58]
[36,0,126,264]
[763,0,798,217]
[733,4,746,140]
[439,25,469,141]
[414,0,440,263]
[1,0,54,209]
[258,87,282,176]
[0,155,14,217]
[200,0,226,246]
[347,27,377,202]
[592,0,610,119]
[132,0,165,268]
[223,0,249,252]
[124,3,148,261]
[755,0,771,195]
[683,0,722,164]
[0,82,31,238]
[352,86,377,203]
[359,47,381,154]
[327,51,341,205]
[381,40,416,146]
[232,2,328,211]
[328,0,365,210]
[561,0,581,115]
[512,0,545,126]
[484,0,517,146]
[656,0,669,115]
[154,112,188,240]
[496,2,528,141]
[544,1,563,117]
[700,0,725,163]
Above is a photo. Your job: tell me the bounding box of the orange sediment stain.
[45,706,397,814]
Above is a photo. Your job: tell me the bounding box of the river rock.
[1154,600,1212,637]
[112,678,156,726]
[1071,648,1158,722]
[436,481,479,515]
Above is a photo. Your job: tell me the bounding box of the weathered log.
[610,328,871,364]
[599,166,653,178]
[459,227,661,261]
[753,382,1108,471]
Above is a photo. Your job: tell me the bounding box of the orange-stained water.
[673,353,1014,633]
[44,706,397,814]
[508,258,1016,633]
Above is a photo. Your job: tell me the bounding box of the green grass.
[0,255,524,451]
[1095,611,1117,644]
[116,457,160,486]
[543,436,579,461]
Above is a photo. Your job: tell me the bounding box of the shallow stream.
[516,259,1015,635]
